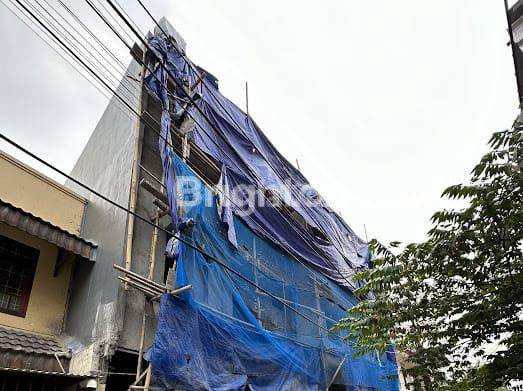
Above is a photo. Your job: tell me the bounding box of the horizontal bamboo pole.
[117,276,160,297]
[114,264,166,291]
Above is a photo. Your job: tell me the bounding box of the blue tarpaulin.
[144,34,399,390]
[145,35,369,290]
[145,153,399,390]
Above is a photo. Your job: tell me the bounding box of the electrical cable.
[1,0,114,102]
[98,0,358,288]
[6,0,357,307]
[133,0,359,264]
[0,131,338,336]
[31,0,140,106]
[24,0,138,106]
[41,0,134,87]
[57,0,127,70]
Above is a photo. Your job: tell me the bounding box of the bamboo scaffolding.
[124,50,147,288]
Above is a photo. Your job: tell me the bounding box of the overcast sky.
[0,0,518,245]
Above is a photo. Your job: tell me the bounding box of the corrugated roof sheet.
[0,198,97,261]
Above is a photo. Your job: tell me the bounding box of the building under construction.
[62,16,399,391]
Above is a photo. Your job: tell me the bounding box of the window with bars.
[0,235,39,317]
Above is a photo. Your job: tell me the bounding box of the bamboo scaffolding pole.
[117,277,159,297]
[117,274,163,296]
[136,209,161,381]
[117,271,164,293]
[114,264,167,291]
[124,51,147,288]
[138,163,166,189]
[327,354,348,389]
[135,300,150,382]
[139,179,168,204]
[131,367,148,387]
[147,213,160,280]
[144,364,152,390]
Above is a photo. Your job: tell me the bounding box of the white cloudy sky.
[0,0,518,244]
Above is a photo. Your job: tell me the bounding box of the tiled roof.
[0,198,97,261]
[0,326,70,357]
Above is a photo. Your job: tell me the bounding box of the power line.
[133,0,359,267]
[42,0,131,82]
[7,0,357,307]
[1,0,113,102]
[28,0,140,105]
[0,131,338,336]
[99,0,358,289]
[1,0,163,153]
[6,0,357,311]
[22,0,137,107]
[57,0,127,70]
[10,0,166,143]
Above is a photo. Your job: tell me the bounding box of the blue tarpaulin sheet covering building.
[143,33,399,390]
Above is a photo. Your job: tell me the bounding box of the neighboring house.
[0,150,97,389]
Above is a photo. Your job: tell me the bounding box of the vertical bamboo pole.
[144,364,152,390]
[136,211,160,381]
[135,303,148,382]
[136,163,163,379]
[314,281,329,390]
[124,52,147,285]
[148,212,160,280]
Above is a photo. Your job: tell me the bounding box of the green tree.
[334,120,523,389]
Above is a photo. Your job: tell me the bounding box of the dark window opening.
[0,235,39,317]
[279,203,330,242]
[164,256,175,284]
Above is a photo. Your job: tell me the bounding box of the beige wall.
[0,150,86,234]
[0,150,87,336]
[0,223,74,335]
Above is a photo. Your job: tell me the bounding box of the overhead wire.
[0,0,385,349]
[1,0,114,102]
[133,0,359,266]
[29,0,141,105]
[100,0,359,289]
[41,0,131,83]
[7,0,352,329]
[57,0,127,70]
[0,131,340,337]
[2,0,163,154]
[4,0,357,308]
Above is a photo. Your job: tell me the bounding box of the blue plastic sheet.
[145,34,399,390]
[145,153,399,390]
[145,36,369,290]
